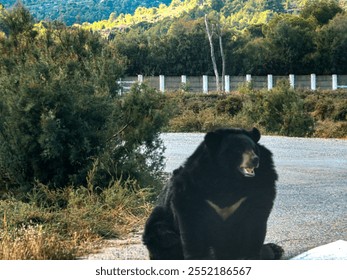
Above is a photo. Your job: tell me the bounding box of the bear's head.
[204,127,261,177]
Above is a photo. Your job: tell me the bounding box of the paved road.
[85,134,347,260]
[161,134,347,259]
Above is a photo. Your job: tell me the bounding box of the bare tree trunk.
[219,31,225,92]
[204,14,220,92]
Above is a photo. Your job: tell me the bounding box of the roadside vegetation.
[0,6,168,259]
[0,177,153,259]
[165,82,347,138]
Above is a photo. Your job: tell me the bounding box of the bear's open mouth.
[239,167,256,177]
[239,150,259,177]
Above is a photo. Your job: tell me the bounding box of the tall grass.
[0,176,153,260]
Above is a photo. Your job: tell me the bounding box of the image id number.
[187,266,252,276]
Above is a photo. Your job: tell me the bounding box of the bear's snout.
[239,150,259,177]
[251,155,259,168]
[241,150,259,168]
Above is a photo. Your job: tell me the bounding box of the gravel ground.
[83,135,347,260]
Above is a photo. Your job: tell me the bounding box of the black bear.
[143,127,283,260]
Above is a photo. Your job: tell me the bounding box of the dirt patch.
[81,230,149,260]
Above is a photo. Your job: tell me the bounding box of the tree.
[236,37,273,75]
[205,14,220,91]
[204,13,226,91]
[165,18,210,75]
[109,12,117,22]
[112,29,151,75]
[112,17,212,76]
[0,2,37,47]
[262,14,316,74]
[314,13,347,74]
[219,27,226,91]
[301,0,343,25]
[264,0,285,13]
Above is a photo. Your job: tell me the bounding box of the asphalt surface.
[84,134,347,260]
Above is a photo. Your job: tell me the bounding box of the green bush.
[304,93,347,122]
[0,6,169,192]
[333,100,347,121]
[164,87,345,138]
[216,94,244,116]
[240,80,314,137]
[313,121,347,138]
[100,83,170,187]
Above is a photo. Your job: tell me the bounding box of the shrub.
[100,83,170,187]
[0,7,169,192]
[216,94,244,116]
[312,98,335,120]
[0,11,121,190]
[313,121,347,138]
[165,88,345,138]
[303,91,347,122]
[240,81,314,137]
[333,100,347,121]
[169,110,202,132]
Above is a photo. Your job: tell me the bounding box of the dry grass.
[0,222,78,259]
[312,120,347,138]
[0,178,153,260]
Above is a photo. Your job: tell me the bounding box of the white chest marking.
[206,197,247,221]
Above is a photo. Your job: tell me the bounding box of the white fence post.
[181,75,187,84]
[159,75,165,93]
[267,74,273,90]
[332,74,338,90]
[203,75,208,94]
[311,74,316,91]
[138,74,143,84]
[225,75,230,93]
[246,74,252,83]
[289,74,295,88]
[117,78,123,95]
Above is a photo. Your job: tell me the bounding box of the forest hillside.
[0,0,171,25]
[2,0,346,26]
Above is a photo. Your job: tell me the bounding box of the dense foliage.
[0,0,172,25]
[165,84,347,138]
[240,81,315,136]
[77,0,346,76]
[4,0,345,27]
[0,5,169,191]
[2,1,347,76]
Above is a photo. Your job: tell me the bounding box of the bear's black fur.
[143,127,284,260]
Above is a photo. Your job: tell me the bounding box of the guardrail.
[117,74,347,93]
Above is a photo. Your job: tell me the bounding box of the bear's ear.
[249,127,261,143]
[204,131,223,151]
